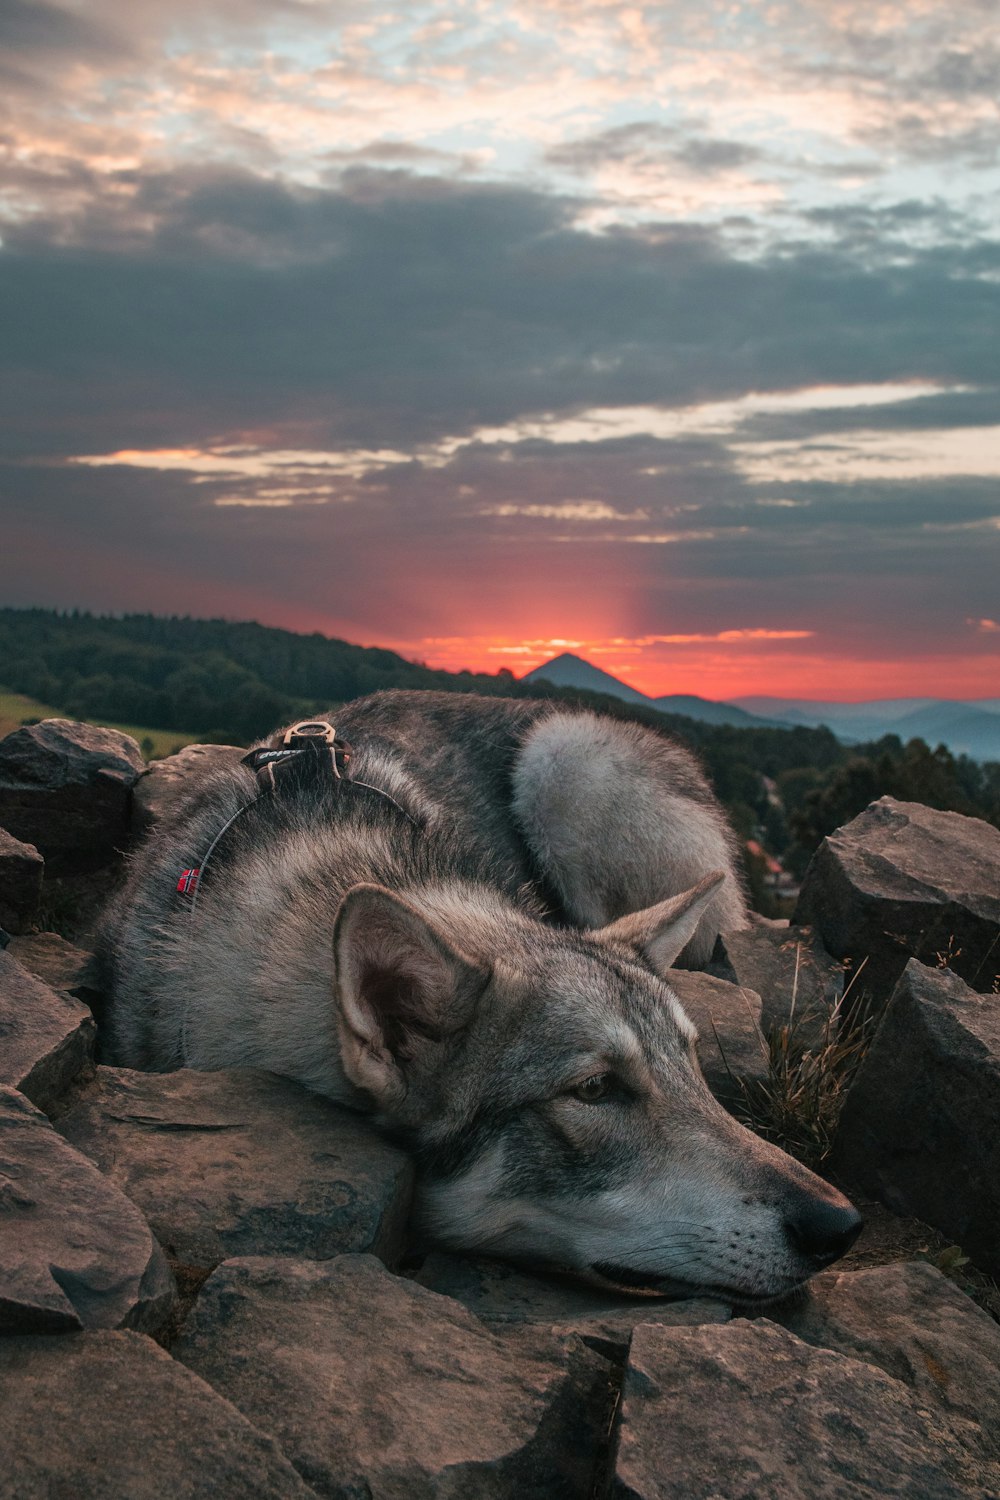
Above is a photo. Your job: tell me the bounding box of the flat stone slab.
[611,1318,997,1498]
[795,797,1000,1004]
[0,948,96,1113]
[175,1253,613,1499]
[0,826,43,933]
[767,1260,1000,1461]
[130,743,247,837]
[7,930,104,1006]
[0,718,144,873]
[668,970,768,1110]
[0,1330,314,1499]
[413,1251,731,1361]
[58,1065,414,1270]
[832,960,1000,1277]
[712,918,843,1052]
[0,1084,175,1334]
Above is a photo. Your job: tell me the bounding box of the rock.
[58,1066,413,1271]
[767,1260,1000,1459]
[0,1330,315,1499]
[0,1084,175,1334]
[610,1318,997,1498]
[7,930,104,1009]
[712,919,843,1053]
[0,719,145,873]
[175,1253,614,1499]
[130,743,247,837]
[412,1251,730,1361]
[832,960,1000,1277]
[668,970,768,1110]
[0,948,96,1113]
[794,797,1000,1005]
[0,827,44,933]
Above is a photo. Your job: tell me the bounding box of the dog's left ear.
[595,870,726,975]
[333,883,490,1110]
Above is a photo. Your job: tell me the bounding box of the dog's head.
[332,875,861,1304]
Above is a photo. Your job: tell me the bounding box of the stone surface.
[0,718,145,873]
[610,1318,998,1498]
[0,1084,175,1334]
[0,947,96,1113]
[794,797,1000,1004]
[175,1253,614,1499]
[711,918,843,1052]
[130,742,247,837]
[832,960,1000,1277]
[58,1065,413,1270]
[0,826,44,933]
[0,1330,315,1499]
[767,1260,1000,1461]
[668,969,768,1110]
[7,930,103,1008]
[412,1252,731,1361]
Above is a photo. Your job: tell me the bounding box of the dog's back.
[101,691,864,1303]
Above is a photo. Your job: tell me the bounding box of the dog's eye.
[568,1073,615,1103]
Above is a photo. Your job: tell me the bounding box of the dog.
[103,690,861,1302]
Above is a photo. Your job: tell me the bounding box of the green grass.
[0,689,203,761]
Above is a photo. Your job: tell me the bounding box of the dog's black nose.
[784,1200,864,1267]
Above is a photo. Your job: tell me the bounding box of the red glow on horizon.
[376,634,1000,703]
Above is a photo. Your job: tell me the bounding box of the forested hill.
[0,608,510,741]
[1,608,997,891]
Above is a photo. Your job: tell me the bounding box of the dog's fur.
[103,691,859,1302]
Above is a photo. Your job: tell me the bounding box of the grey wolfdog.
[104,690,861,1303]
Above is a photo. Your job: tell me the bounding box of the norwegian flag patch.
[176,867,201,896]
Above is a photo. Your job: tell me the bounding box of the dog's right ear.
[333,883,490,1110]
[595,870,726,975]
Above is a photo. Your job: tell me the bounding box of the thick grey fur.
[102,691,858,1301]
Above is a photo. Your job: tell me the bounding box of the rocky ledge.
[1,718,998,1497]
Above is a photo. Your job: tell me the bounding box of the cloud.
[1,2,998,701]
[546,121,764,175]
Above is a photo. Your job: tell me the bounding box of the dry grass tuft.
[731,955,876,1170]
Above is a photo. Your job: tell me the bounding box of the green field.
[0,690,205,760]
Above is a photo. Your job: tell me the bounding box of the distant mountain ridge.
[525,654,1000,760]
[522,654,787,730]
[731,695,1000,762]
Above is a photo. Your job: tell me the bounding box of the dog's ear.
[595,870,726,975]
[333,883,490,1109]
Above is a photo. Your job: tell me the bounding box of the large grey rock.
[175,1253,613,1499]
[0,948,96,1112]
[0,1330,315,1499]
[58,1066,413,1270]
[668,970,768,1110]
[0,826,43,933]
[0,1084,175,1334]
[130,742,247,837]
[795,797,1000,1004]
[712,919,843,1052]
[832,960,1000,1277]
[610,1318,998,1498]
[0,718,144,873]
[767,1260,1000,1460]
[412,1251,730,1361]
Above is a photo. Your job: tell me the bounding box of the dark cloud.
[0,0,127,61]
[546,121,763,175]
[2,166,998,464]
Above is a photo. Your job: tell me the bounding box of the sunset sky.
[1,0,998,700]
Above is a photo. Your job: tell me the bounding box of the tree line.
[2,608,997,885]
